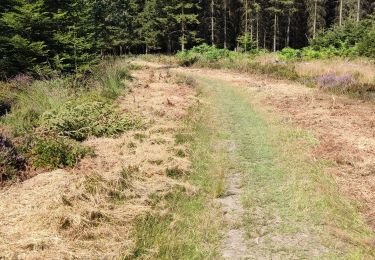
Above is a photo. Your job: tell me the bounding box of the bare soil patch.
[0,65,196,258]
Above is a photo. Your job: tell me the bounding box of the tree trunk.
[313,0,317,39]
[256,14,259,49]
[224,0,227,48]
[181,5,185,51]
[245,0,248,34]
[273,13,277,52]
[245,0,248,52]
[286,12,291,47]
[211,0,214,46]
[357,0,361,22]
[263,30,266,49]
[251,18,253,42]
[168,35,172,54]
[339,0,343,26]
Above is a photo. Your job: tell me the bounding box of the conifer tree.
[137,0,164,53]
[164,0,200,51]
[1,0,48,75]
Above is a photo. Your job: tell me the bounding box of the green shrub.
[0,133,26,182]
[358,25,375,58]
[30,136,93,169]
[39,101,139,141]
[176,44,240,66]
[278,48,301,60]
[237,33,257,52]
[176,51,199,66]
[311,20,371,50]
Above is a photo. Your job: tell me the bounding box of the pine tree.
[305,0,326,39]
[137,0,164,53]
[52,0,96,74]
[1,0,49,75]
[164,0,200,51]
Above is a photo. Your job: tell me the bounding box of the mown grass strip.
[198,77,375,259]
[128,100,226,259]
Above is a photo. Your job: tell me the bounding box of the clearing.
[1,59,375,259]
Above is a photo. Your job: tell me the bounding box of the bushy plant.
[311,21,371,50]
[176,44,239,66]
[30,136,93,169]
[358,25,375,58]
[237,33,257,53]
[0,133,26,182]
[39,100,139,141]
[0,85,13,117]
[307,20,372,59]
[278,48,301,60]
[176,51,199,66]
[315,72,356,90]
[280,45,359,61]
[2,79,70,136]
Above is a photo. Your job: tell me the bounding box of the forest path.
[171,65,375,231]
[135,60,375,258]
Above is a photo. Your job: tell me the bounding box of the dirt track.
[137,60,375,229]
[171,65,375,229]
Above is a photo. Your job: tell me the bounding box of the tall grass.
[2,79,71,136]
[0,58,134,178]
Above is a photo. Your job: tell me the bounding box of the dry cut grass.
[0,63,197,258]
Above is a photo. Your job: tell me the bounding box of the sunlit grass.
[198,77,375,258]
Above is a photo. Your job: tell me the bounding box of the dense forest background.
[1,0,375,78]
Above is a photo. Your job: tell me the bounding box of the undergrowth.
[0,133,26,181]
[173,45,375,101]
[0,58,137,180]
[39,101,139,141]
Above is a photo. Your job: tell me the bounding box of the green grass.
[128,104,226,259]
[129,73,375,259]
[197,77,375,258]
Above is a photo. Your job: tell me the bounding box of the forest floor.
[1,59,375,259]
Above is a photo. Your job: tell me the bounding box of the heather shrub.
[0,86,13,117]
[0,133,26,181]
[39,101,139,141]
[315,72,357,90]
[30,136,93,169]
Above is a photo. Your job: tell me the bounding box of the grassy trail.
[196,76,375,259]
[130,63,375,259]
